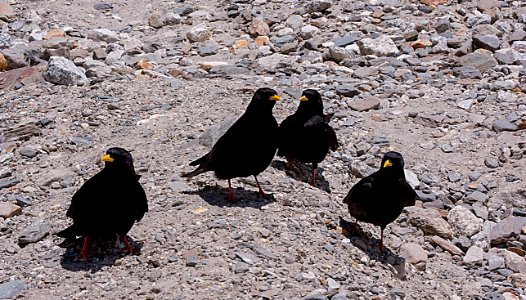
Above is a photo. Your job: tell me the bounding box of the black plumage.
[57,147,148,258]
[182,88,281,200]
[343,151,416,251]
[277,89,338,186]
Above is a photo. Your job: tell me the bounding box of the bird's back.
[344,172,414,228]
[207,112,279,179]
[67,169,148,238]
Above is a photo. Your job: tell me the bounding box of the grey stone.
[435,18,451,33]
[448,172,462,183]
[18,146,38,158]
[94,2,113,10]
[252,245,276,259]
[404,169,420,189]
[324,47,354,63]
[285,15,303,31]
[472,35,501,51]
[198,117,237,147]
[258,53,289,69]
[492,119,518,132]
[430,236,464,255]
[0,177,20,189]
[448,205,483,237]
[486,249,505,270]
[466,191,488,203]
[348,96,380,112]
[489,216,526,245]
[334,35,358,47]
[453,66,482,79]
[501,249,526,274]
[484,157,499,168]
[336,85,360,97]
[457,49,497,73]
[148,14,164,29]
[87,28,119,43]
[18,221,51,246]
[0,280,26,299]
[494,48,522,65]
[234,251,256,264]
[197,43,218,56]
[463,246,484,265]
[44,56,88,86]
[186,256,198,267]
[357,36,399,56]
[416,190,436,202]
[468,171,481,181]
[233,261,249,273]
[304,0,332,13]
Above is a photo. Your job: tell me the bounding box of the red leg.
[227,179,236,201]
[120,235,133,254]
[350,220,359,233]
[311,166,317,187]
[254,176,267,197]
[79,236,89,260]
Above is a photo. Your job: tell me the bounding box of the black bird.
[182,88,281,201]
[277,89,338,186]
[57,147,148,259]
[343,151,416,251]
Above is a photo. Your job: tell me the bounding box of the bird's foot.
[350,222,360,233]
[120,235,134,255]
[227,189,237,202]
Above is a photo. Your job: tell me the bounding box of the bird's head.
[380,151,405,172]
[101,147,135,172]
[298,89,323,115]
[246,87,280,112]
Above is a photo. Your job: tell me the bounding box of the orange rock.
[419,0,448,7]
[518,121,526,130]
[135,58,153,69]
[411,39,432,49]
[0,53,7,71]
[255,36,269,46]
[233,40,248,49]
[43,28,66,40]
[0,3,16,22]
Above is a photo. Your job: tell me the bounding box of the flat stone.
[234,251,256,265]
[257,53,289,68]
[500,249,526,274]
[430,236,464,255]
[94,2,113,10]
[404,169,420,189]
[0,280,26,299]
[477,0,499,11]
[304,0,332,13]
[457,49,497,73]
[416,190,436,202]
[399,243,428,270]
[348,96,380,112]
[463,246,484,265]
[489,217,526,245]
[493,119,518,132]
[233,261,250,273]
[0,202,22,218]
[0,66,44,90]
[18,146,38,158]
[186,256,198,267]
[494,48,522,65]
[484,157,499,168]
[334,34,358,47]
[325,47,354,62]
[453,66,482,79]
[407,207,454,239]
[357,36,399,56]
[18,221,51,246]
[466,190,488,203]
[44,56,88,86]
[473,35,501,52]
[448,206,483,237]
[87,28,119,43]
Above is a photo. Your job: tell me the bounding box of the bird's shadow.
[339,217,406,278]
[59,236,143,273]
[182,185,275,208]
[271,160,331,193]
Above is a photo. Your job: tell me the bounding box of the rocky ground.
[1,0,526,299]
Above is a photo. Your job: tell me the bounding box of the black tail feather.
[57,224,78,239]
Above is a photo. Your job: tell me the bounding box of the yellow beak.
[383,160,393,168]
[269,95,281,101]
[299,95,308,102]
[101,154,114,163]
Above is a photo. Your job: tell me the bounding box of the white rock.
[463,246,484,265]
[447,205,483,237]
[44,56,88,86]
[186,26,211,42]
[357,36,399,56]
[404,169,420,189]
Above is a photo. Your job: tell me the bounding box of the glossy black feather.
[57,148,148,241]
[278,89,338,166]
[343,151,416,229]
[182,88,279,180]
